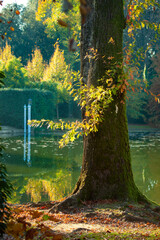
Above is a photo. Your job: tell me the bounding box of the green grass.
[64,231,160,240]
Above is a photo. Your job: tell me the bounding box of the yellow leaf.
[85,111,90,117]
[128,27,133,33]
[141,22,145,28]
[108,37,115,44]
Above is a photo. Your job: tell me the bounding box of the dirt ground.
[2,199,160,240]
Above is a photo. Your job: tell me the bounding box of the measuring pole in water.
[24,104,27,161]
[24,105,27,134]
[28,99,32,135]
[27,99,32,166]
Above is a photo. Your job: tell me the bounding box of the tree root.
[49,184,158,213]
[49,193,81,213]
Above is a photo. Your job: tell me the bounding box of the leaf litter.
[1,199,160,239]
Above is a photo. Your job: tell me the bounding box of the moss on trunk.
[71,0,145,202]
[50,0,149,212]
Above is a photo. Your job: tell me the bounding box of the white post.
[24,105,26,161]
[28,103,31,135]
[24,105,26,134]
[27,99,32,166]
[27,128,31,166]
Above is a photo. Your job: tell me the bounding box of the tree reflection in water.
[1,132,160,205]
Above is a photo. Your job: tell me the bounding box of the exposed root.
[49,182,157,214]
[49,194,81,213]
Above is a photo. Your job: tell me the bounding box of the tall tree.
[26,48,45,83]
[50,0,150,211]
[42,42,70,119]
[31,0,160,211]
[0,3,56,65]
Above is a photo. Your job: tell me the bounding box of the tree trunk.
[51,0,148,212]
[71,0,144,202]
[56,104,59,120]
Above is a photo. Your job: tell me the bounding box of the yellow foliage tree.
[0,43,28,88]
[43,42,66,82]
[42,42,69,119]
[0,42,14,65]
[26,48,45,83]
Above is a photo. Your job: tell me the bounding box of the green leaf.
[0,71,5,79]
[42,214,50,221]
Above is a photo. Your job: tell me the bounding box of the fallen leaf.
[6,220,25,238]
[26,228,39,240]
[29,210,43,219]
[48,215,60,222]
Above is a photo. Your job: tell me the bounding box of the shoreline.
[0,124,160,137]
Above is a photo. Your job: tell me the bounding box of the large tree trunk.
[51,0,147,212]
[72,0,143,202]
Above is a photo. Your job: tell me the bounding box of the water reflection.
[130,132,160,204]
[27,131,31,167]
[24,132,26,162]
[1,135,83,204]
[23,125,31,167]
[23,102,32,166]
[1,131,160,204]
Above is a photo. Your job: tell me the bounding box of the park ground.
[2,199,160,240]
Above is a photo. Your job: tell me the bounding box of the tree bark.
[50,0,148,212]
[71,0,145,202]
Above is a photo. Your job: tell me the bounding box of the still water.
[1,130,160,204]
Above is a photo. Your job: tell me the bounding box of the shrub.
[0,88,56,129]
[0,143,13,236]
[0,71,13,236]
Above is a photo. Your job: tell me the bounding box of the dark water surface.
[1,130,160,204]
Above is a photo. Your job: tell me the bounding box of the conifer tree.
[42,42,69,119]
[26,48,45,83]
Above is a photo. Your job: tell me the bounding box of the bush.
[0,71,13,236]
[0,145,13,236]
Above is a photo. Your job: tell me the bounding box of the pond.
[1,128,160,205]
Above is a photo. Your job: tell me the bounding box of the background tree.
[0,43,28,88]
[26,48,45,85]
[147,50,160,127]
[0,42,14,64]
[126,89,147,123]
[126,67,148,123]
[42,42,70,119]
[0,3,56,65]
[123,0,160,124]
[36,0,80,70]
[0,3,24,55]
